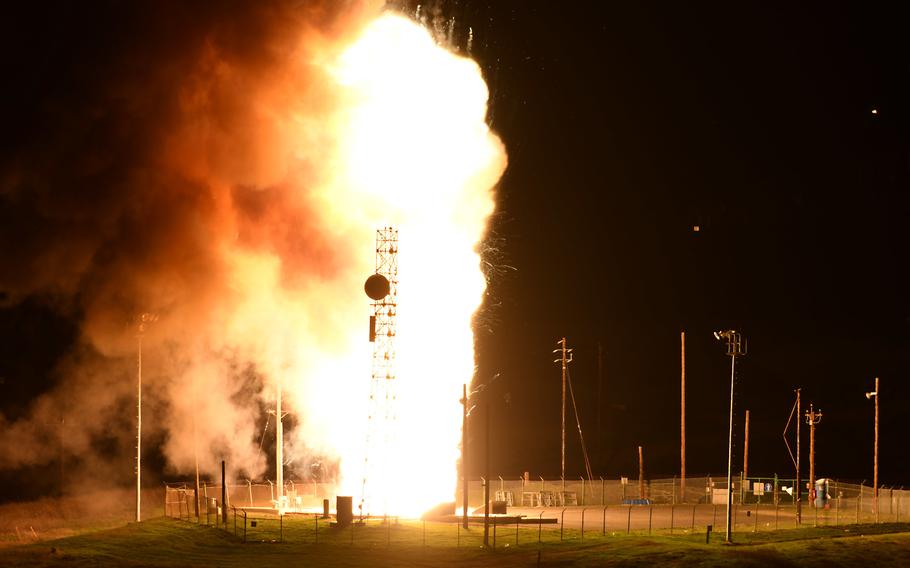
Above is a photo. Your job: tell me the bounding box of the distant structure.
[360,227,399,516]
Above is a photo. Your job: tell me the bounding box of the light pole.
[135,312,157,523]
[714,329,746,543]
[865,378,879,521]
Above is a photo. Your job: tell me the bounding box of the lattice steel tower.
[360,227,399,516]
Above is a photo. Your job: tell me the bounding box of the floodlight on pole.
[866,377,879,520]
[714,329,746,543]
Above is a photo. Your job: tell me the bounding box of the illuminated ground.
[2,517,910,567]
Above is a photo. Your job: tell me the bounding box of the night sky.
[1,1,908,501]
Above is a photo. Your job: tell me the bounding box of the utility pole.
[136,327,142,523]
[865,378,879,520]
[597,342,603,474]
[796,389,801,524]
[743,410,750,480]
[483,402,491,547]
[804,404,822,508]
[713,329,746,543]
[553,338,573,483]
[135,312,156,523]
[743,409,750,503]
[273,378,288,509]
[680,331,686,502]
[192,406,201,520]
[462,383,468,529]
[638,446,645,500]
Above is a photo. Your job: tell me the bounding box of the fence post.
[691,504,696,531]
[493,518,497,549]
[581,477,585,505]
[243,511,247,543]
[603,506,607,535]
[754,503,759,532]
[601,477,605,506]
[670,504,674,534]
[516,516,520,547]
[648,505,653,535]
[626,506,631,535]
[713,504,717,529]
[280,512,283,543]
[538,511,543,543]
[560,508,566,540]
[581,508,585,540]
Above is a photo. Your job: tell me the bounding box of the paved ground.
[504,504,863,535]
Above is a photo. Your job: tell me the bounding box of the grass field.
[2,515,910,567]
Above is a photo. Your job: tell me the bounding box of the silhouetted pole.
[192,381,200,520]
[597,342,603,473]
[638,446,645,499]
[483,403,490,547]
[796,389,802,524]
[680,331,686,502]
[276,380,284,505]
[136,331,142,523]
[462,383,468,529]
[221,460,228,525]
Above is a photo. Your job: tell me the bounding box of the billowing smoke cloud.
[0,0,507,508]
[0,0,387,481]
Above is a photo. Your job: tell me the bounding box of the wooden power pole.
[743,409,750,503]
[805,404,822,508]
[743,410,750,479]
[554,338,573,483]
[638,446,645,500]
[680,331,686,502]
[462,383,468,529]
[796,389,801,524]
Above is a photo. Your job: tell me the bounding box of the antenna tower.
[360,227,399,517]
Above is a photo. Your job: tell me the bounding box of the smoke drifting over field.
[0,0,506,506]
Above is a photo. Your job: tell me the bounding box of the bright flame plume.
[279,13,506,516]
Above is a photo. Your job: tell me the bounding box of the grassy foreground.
[1,517,909,567]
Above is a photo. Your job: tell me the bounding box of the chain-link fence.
[163,476,908,546]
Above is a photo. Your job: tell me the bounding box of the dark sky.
[459,1,909,484]
[1,1,908,499]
